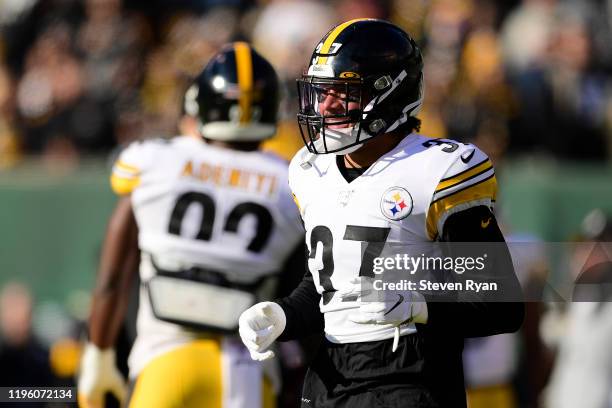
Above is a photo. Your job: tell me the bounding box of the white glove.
[338,277,428,351]
[239,302,286,361]
[78,343,127,408]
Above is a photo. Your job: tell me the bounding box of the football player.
[239,19,524,407]
[78,42,304,408]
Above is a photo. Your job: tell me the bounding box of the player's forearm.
[275,272,324,341]
[88,197,139,348]
[424,257,524,337]
[425,300,524,338]
[427,206,524,337]
[89,246,138,348]
[88,290,127,348]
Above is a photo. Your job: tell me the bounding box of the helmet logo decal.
[380,187,413,221]
[339,72,360,79]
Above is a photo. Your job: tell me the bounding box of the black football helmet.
[187,42,279,141]
[297,19,423,154]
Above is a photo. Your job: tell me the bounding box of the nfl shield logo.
[380,187,413,221]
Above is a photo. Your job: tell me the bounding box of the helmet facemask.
[297,71,423,155]
[297,77,377,155]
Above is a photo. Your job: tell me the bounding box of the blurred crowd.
[0,0,611,169]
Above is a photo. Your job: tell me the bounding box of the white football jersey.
[289,133,497,344]
[110,135,303,377]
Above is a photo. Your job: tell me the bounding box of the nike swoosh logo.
[384,294,404,316]
[461,149,475,163]
[481,217,491,228]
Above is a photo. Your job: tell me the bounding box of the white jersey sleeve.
[110,140,157,195]
[425,143,497,240]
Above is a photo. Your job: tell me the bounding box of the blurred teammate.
[78,42,303,408]
[464,234,549,408]
[239,19,523,407]
[544,210,612,408]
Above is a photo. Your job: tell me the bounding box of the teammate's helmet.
[188,42,279,141]
[297,19,423,154]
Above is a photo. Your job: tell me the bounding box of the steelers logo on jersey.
[380,187,413,221]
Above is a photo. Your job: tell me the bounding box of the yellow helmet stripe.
[318,18,372,65]
[234,42,253,124]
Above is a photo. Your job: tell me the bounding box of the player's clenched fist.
[239,302,286,361]
[78,343,127,408]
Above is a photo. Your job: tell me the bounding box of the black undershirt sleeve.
[274,242,309,299]
[275,243,324,341]
[423,205,524,337]
[274,247,324,341]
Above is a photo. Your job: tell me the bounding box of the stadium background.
[0,0,611,406]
